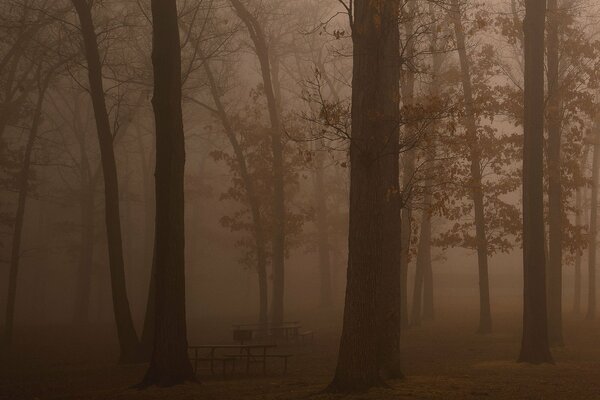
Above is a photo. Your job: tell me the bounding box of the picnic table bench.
[188,344,291,377]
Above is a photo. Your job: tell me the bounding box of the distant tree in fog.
[71,0,140,362]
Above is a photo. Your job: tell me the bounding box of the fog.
[1,0,600,398]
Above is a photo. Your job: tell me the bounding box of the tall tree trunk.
[451,0,492,334]
[3,71,48,348]
[518,0,553,364]
[399,0,417,329]
[230,0,286,327]
[587,126,600,320]
[142,0,194,386]
[546,0,563,345]
[202,57,269,327]
[71,0,139,362]
[328,0,402,392]
[411,209,430,327]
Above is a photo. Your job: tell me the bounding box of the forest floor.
[2,310,600,400]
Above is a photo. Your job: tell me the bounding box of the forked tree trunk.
[451,0,492,334]
[71,0,140,362]
[518,0,553,364]
[328,0,402,392]
[141,0,194,386]
[545,0,563,345]
[202,57,269,327]
[3,71,48,348]
[230,0,286,327]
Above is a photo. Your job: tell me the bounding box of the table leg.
[246,348,250,374]
[194,348,198,375]
[263,347,267,375]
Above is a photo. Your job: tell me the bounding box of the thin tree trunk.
[71,0,140,362]
[328,0,402,391]
[230,0,286,327]
[574,184,583,315]
[314,139,333,308]
[3,71,48,348]
[202,57,269,327]
[400,0,417,329]
[451,0,492,334]
[546,0,563,344]
[518,0,553,364]
[142,0,194,386]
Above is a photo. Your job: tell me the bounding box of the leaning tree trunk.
[141,0,194,386]
[451,0,492,334]
[327,0,402,392]
[71,0,140,362]
[587,124,600,321]
[229,0,286,328]
[3,71,48,348]
[202,56,269,327]
[518,0,553,364]
[546,0,563,345]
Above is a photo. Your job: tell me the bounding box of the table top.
[188,344,277,350]
[233,321,300,329]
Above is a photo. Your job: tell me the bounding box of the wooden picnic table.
[188,344,280,376]
[232,321,302,343]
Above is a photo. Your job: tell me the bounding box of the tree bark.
[451,0,492,334]
[141,0,194,386]
[229,0,286,327]
[518,0,553,364]
[71,0,140,362]
[328,0,402,392]
[545,0,563,345]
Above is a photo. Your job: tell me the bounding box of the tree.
[229,0,287,327]
[141,0,194,386]
[545,0,563,345]
[71,0,139,363]
[518,0,553,364]
[450,0,492,334]
[328,0,402,391]
[3,65,52,348]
